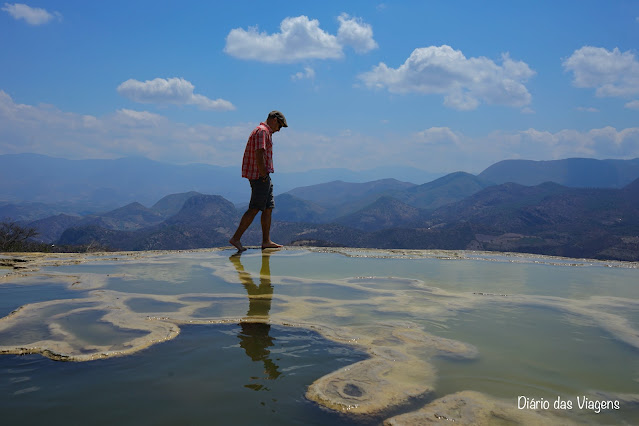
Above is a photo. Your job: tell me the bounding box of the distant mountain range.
[0,154,243,209]
[0,153,441,211]
[282,178,639,260]
[46,177,639,260]
[479,157,639,188]
[4,154,638,219]
[284,178,418,221]
[2,155,639,261]
[56,194,239,251]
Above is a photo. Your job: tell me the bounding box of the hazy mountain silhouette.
[273,194,327,223]
[92,202,165,229]
[334,196,428,231]
[422,179,639,260]
[5,155,639,260]
[0,153,243,208]
[478,158,639,188]
[392,171,494,209]
[51,178,639,260]
[0,201,73,223]
[27,195,194,243]
[58,194,239,250]
[0,154,439,213]
[151,191,203,217]
[285,178,416,207]
[281,172,493,225]
[28,214,84,244]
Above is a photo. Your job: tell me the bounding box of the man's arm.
[255,148,267,179]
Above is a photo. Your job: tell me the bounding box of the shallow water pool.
[1,248,638,424]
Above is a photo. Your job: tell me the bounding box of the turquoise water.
[1,248,638,424]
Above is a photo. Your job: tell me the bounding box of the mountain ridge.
[479,157,639,188]
[0,153,440,209]
[4,155,639,261]
[49,178,639,261]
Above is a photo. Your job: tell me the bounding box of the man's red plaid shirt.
[241,122,274,180]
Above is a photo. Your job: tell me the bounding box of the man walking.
[229,111,288,251]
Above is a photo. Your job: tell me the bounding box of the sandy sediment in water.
[1,248,638,422]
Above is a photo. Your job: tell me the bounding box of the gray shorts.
[249,175,275,211]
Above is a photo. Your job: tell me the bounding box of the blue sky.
[1,1,638,176]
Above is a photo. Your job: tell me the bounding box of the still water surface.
[0,248,638,424]
[1,324,370,425]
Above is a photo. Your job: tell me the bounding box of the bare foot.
[229,238,247,252]
[261,241,283,249]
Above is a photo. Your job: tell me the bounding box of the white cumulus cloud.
[358,45,535,110]
[117,77,235,111]
[337,13,378,54]
[563,46,639,97]
[2,2,61,25]
[224,14,376,63]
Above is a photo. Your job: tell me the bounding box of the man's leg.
[229,208,260,251]
[261,208,282,249]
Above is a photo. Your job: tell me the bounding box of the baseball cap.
[268,110,288,127]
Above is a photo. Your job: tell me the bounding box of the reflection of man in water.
[229,251,281,382]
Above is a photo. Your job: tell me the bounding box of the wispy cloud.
[519,127,639,159]
[3,90,637,174]
[414,127,462,146]
[291,66,316,81]
[224,14,377,63]
[0,90,246,164]
[117,78,235,111]
[577,106,599,112]
[114,109,168,127]
[2,2,61,25]
[563,46,639,97]
[625,100,639,110]
[358,45,535,111]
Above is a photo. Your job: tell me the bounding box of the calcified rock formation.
[306,322,478,415]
